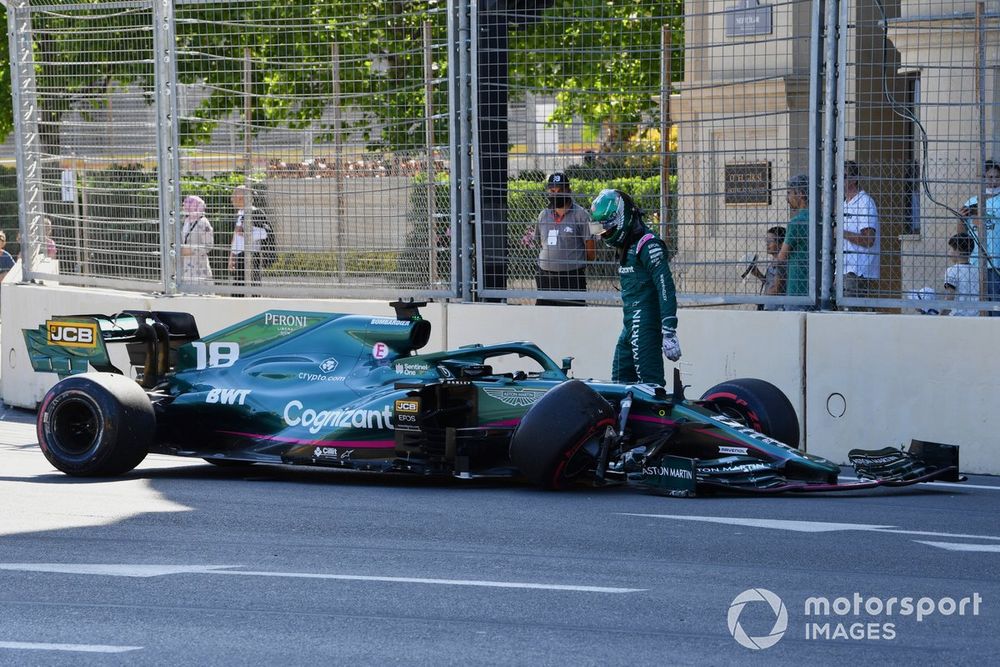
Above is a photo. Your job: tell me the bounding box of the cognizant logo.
[727,588,788,650]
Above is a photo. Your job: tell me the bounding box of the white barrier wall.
[2,283,995,473]
[804,313,998,474]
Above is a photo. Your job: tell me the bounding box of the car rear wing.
[23,311,200,387]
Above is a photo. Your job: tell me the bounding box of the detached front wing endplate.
[638,442,963,497]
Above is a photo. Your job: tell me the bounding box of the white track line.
[620,514,1000,542]
[914,541,1000,553]
[211,570,644,593]
[0,562,642,594]
[838,476,1000,491]
[0,641,141,653]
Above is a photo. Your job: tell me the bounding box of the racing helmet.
[589,188,639,247]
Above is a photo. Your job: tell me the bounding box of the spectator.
[525,172,595,306]
[228,185,268,295]
[42,218,57,259]
[590,188,680,386]
[746,225,786,310]
[842,161,880,300]
[958,159,1000,314]
[942,232,979,317]
[180,195,214,286]
[776,174,810,306]
[0,231,15,282]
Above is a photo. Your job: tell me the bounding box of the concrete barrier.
[804,312,997,473]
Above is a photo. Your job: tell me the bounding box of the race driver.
[590,188,680,385]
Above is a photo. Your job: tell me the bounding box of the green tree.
[509,0,684,151]
[0,1,682,153]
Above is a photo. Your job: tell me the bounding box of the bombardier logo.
[46,320,98,348]
[482,388,547,407]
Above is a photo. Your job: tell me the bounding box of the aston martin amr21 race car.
[25,301,962,496]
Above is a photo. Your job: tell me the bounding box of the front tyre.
[700,378,799,448]
[509,380,616,489]
[37,373,154,476]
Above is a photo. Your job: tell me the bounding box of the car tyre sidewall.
[700,378,800,448]
[38,373,153,477]
[510,380,616,489]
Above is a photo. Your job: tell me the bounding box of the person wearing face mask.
[525,172,595,306]
[180,194,214,287]
[590,188,680,386]
[958,159,1000,313]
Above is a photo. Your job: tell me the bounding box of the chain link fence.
[5,0,1000,313]
[851,0,1000,315]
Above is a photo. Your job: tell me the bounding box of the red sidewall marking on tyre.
[702,391,763,432]
[551,418,615,489]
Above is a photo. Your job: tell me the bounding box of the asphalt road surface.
[1,405,997,665]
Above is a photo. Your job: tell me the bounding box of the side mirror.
[561,356,574,373]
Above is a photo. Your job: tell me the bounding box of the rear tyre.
[37,373,154,476]
[700,378,799,448]
[509,380,616,489]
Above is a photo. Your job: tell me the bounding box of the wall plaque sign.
[724,162,772,205]
[725,0,773,38]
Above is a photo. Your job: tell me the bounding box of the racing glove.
[662,328,682,362]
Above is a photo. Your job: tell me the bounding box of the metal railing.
[4,0,999,314]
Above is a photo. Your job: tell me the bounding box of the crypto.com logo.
[727,588,788,650]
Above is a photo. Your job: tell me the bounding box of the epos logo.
[46,320,98,348]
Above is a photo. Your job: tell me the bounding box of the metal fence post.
[660,24,672,247]
[8,1,44,278]
[152,0,181,294]
[423,21,438,286]
[332,41,346,280]
[821,0,842,309]
[457,0,474,301]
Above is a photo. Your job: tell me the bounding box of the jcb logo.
[395,400,419,413]
[46,321,98,348]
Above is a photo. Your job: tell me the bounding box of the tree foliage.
[0,0,681,152]
[509,0,684,150]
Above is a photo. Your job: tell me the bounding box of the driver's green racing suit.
[612,228,678,386]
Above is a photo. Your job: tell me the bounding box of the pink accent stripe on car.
[216,430,396,448]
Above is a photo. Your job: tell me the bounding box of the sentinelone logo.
[728,588,984,649]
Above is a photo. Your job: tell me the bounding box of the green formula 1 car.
[24,301,961,496]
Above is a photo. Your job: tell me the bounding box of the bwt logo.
[727,588,788,650]
[46,321,98,348]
